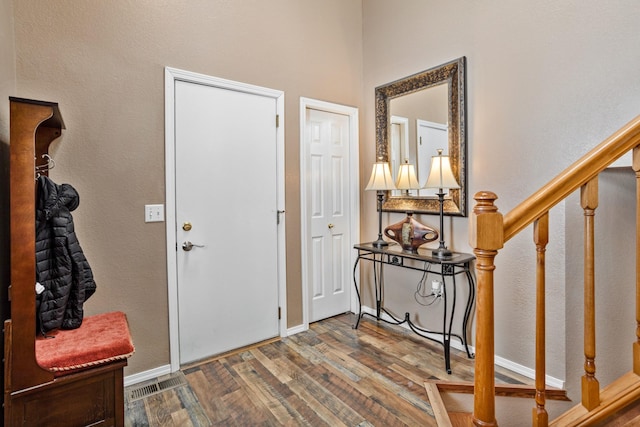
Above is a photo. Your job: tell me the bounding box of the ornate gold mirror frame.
[376,56,467,216]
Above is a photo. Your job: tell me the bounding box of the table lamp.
[395,159,420,196]
[365,160,396,247]
[424,149,460,258]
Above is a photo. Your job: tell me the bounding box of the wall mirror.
[375,56,467,216]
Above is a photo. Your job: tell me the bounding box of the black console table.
[352,242,476,374]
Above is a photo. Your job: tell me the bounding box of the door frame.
[165,67,287,371]
[299,97,360,330]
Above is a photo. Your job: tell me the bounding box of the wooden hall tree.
[5,97,133,426]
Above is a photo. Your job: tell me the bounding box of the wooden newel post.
[470,191,504,427]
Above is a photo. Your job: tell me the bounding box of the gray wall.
[0,0,16,343]
[8,0,363,376]
[565,168,636,398]
[3,0,640,397]
[362,0,640,396]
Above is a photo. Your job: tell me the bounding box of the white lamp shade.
[424,151,460,190]
[395,161,420,190]
[365,161,396,191]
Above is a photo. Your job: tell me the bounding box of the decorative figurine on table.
[384,212,438,253]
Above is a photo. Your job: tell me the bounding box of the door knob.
[328,223,334,229]
[182,222,192,231]
[182,241,205,251]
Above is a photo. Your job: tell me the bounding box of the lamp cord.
[415,263,441,306]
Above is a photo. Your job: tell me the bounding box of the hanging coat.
[35,175,97,333]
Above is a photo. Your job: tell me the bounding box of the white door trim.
[299,97,359,331]
[165,67,287,372]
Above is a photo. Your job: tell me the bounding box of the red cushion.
[36,311,134,375]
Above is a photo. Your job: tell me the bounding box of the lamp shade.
[395,160,420,190]
[424,149,460,190]
[365,161,396,191]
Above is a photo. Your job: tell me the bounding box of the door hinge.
[278,307,281,319]
[276,114,280,128]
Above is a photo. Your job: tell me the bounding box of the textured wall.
[12,0,363,376]
[565,169,636,398]
[0,0,16,336]
[0,0,15,139]
[8,0,640,393]
[362,0,640,391]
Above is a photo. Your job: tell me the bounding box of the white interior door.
[304,107,352,323]
[173,78,281,365]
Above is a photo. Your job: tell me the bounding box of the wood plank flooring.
[125,313,532,426]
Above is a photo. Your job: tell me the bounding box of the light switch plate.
[145,204,165,223]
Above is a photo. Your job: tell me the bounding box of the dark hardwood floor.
[125,313,531,426]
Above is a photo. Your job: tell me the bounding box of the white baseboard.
[287,323,308,336]
[124,364,173,387]
[494,354,565,390]
[358,306,565,389]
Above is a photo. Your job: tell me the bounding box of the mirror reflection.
[375,57,467,216]
[389,83,448,198]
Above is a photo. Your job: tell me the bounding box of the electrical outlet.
[145,204,165,223]
[431,279,442,296]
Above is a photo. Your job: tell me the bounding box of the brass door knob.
[182,222,192,231]
[328,223,334,229]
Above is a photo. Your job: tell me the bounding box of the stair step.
[593,396,640,426]
[425,382,453,427]
[425,379,570,425]
[550,371,640,426]
[431,381,569,401]
[449,412,473,427]
[424,383,473,426]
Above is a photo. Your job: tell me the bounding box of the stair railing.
[470,114,640,426]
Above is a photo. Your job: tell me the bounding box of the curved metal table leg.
[462,267,476,358]
[352,255,362,329]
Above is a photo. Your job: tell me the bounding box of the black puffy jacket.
[35,175,96,333]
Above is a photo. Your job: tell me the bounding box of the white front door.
[302,103,357,323]
[170,74,283,365]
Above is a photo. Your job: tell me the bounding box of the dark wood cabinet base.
[5,360,126,426]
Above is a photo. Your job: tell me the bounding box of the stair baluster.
[581,178,601,410]
[533,213,549,426]
[468,115,640,425]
